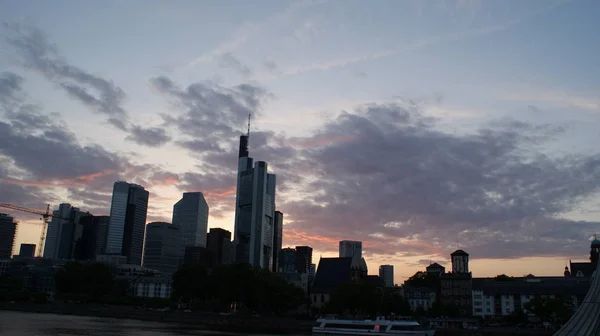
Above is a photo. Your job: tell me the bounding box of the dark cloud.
[126,125,171,147]
[4,24,168,147]
[278,103,600,260]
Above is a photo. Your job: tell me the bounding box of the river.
[0,311,299,336]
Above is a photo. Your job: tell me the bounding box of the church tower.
[590,234,600,264]
[451,249,470,273]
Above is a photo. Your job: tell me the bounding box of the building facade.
[106,181,149,265]
[379,264,394,287]
[74,215,109,261]
[143,222,181,275]
[43,203,89,260]
[19,243,36,258]
[0,213,17,259]
[440,250,472,317]
[272,211,283,272]
[172,192,209,249]
[295,246,313,274]
[339,240,362,258]
[233,134,277,269]
[207,228,232,266]
[278,247,296,273]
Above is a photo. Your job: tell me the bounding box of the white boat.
[312,317,436,335]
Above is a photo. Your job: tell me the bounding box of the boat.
[312,317,436,335]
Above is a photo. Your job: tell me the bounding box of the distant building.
[278,247,296,273]
[143,222,181,275]
[339,240,362,258]
[0,213,17,259]
[19,244,36,258]
[74,215,109,261]
[276,272,309,293]
[183,246,213,268]
[311,257,354,309]
[295,246,313,274]
[404,286,437,311]
[207,228,232,265]
[566,237,600,278]
[173,192,209,249]
[379,265,394,287]
[272,211,283,272]
[440,249,472,317]
[133,276,172,299]
[426,262,446,275]
[310,263,316,277]
[106,181,149,265]
[43,204,89,260]
[233,134,277,270]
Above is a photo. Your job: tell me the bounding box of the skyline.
[1,0,599,282]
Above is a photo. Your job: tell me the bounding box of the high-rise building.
[272,211,283,272]
[0,213,17,259]
[379,265,394,287]
[74,215,109,261]
[295,246,313,274]
[105,181,149,265]
[19,243,36,258]
[172,192,209,248]
[207,228,232,265]
[339,240,362,259]
[143,222,181,275]
[43,204,88,260]
[233,134,277,269]
[278,247,296,273]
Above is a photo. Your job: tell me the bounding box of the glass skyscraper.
[106,181,149,265]
[172,192,209,248]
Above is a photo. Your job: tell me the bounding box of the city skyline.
[1,0,600,282]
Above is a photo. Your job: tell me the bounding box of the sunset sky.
[1,0,599,283]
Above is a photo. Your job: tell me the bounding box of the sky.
[1,0,599,283]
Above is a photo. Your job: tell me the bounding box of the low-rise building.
[132,276,172,299]
[404,286,437,311]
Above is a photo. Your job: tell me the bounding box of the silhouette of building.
[0,213,17,259]
[184,246,213,268]
[207,228,232,265]
[105,181,149,265]
[43,204,89,260]
[233,132,277,270]
[379,264,394,287]
[440,249,472,317]
[295,246,313,274]
[173,192,209,249]
[18,244,36,258]
[311,257,354,309]
[339,240,362,258]
[74,215,109,261]
[278,247,296,273]
[566,236,600,278]
[272,211,283,272]
[143,222,181,275]
[426,262,446,275]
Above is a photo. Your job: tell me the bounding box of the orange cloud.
[283,227,340,248]
[0,169,115,188]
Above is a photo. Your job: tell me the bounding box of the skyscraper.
[278,247,296,273]
[143,222,181,275]
[339,240,362,258]
[43,204,88,260]
[0,213,17,259]
[272,211,283,272]
[295,246,313,274]
[207,228,232,265]
[74,215,109,261]
[233,133,277,269]
[105,181,149,265]
[19,243,36,258]
[379,265,394,287]
[172,192,209,248]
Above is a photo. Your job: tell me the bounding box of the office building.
[272,211,283,272]
[278,247,296,273]
[106,181,149,265]
[172,192,209,248]
[74,215,109,261]
[143,222,181,275]
[43,204,88,260]
[379,265,394,287]
[184,246,213,268]
[339,240,362,258]
[0,214,17,259]
[233,133,277,269]
[295,246,313,274]
[19,243,36,258]
[207,228,232,265]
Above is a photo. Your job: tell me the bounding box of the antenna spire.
[247,113,251,137]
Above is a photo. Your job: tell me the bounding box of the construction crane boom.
[0,203,73,257]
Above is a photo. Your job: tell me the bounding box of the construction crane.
[0,203,73,257]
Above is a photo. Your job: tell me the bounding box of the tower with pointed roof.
[590,233,600,264]
[451,249,470,274]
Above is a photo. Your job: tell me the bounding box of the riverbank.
[0,302,313,334]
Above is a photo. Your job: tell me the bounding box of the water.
[0,311,293,336]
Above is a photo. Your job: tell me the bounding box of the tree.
[405,271,439,288]
[327,281,382,318]
[171,263,209,305]
[523,296,574,324]
[54,261,114,302]
[494,274,515,282]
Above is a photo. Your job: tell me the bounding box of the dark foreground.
[0,303,554,336]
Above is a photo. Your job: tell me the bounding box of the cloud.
[277,103,600,260]
[218,53,253,78]
[3,24,169,147]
